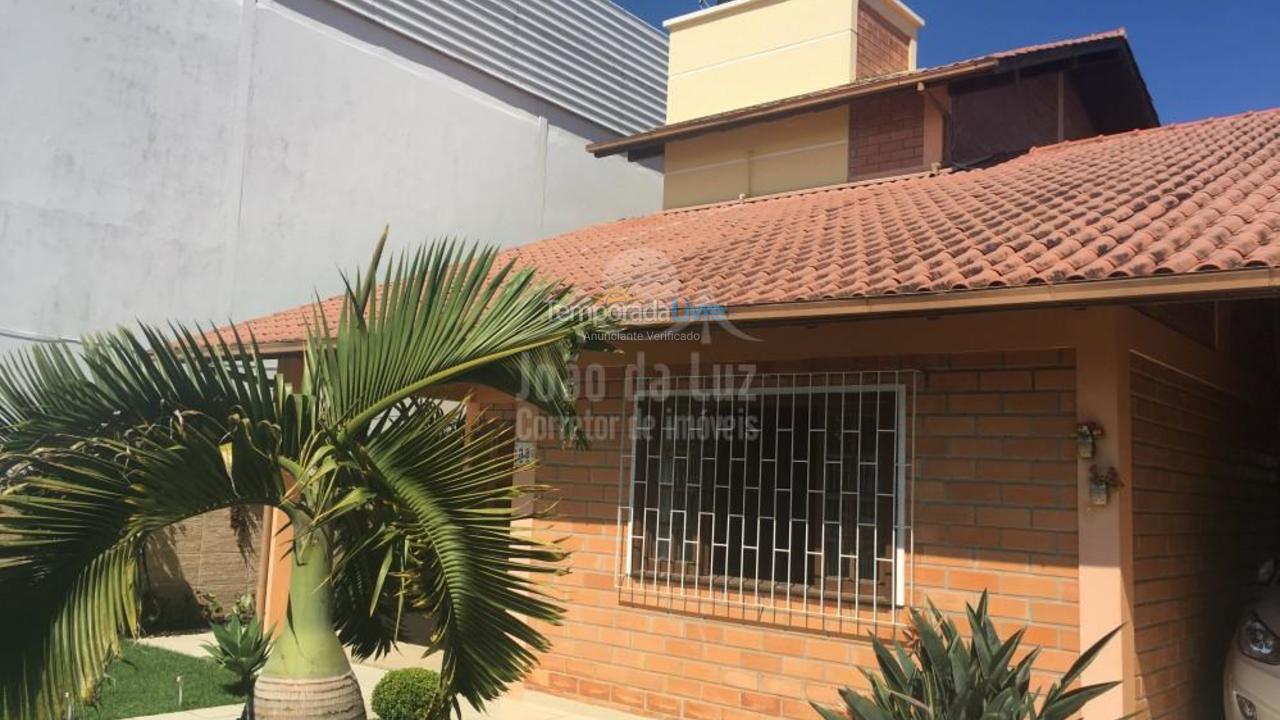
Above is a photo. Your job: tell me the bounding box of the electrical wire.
[0,326,82,344]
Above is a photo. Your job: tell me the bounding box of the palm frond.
[457,333,608,447]
[2,236,600,720]
[0,323,276,453]
[328,399,561,714]
[305,240,610,439]
[0,412,287,718]
[326,508,409,660]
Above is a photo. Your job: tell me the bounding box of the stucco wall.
[0,0,661,354]
[662,107,850,209]
[664,0,921,123]
[664,0,860,124]
[0,0,661,614]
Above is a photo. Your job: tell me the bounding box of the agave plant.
[203,613,272,693]
[0,235,610,719]
[813,592,1122,720]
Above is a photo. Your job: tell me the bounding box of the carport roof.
[222,108,1280,351]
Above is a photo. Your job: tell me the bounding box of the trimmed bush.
[371,668,441,720]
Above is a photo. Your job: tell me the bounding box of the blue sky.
[616,0,1280,123]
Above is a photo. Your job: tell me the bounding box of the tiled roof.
[227,109,1280,347]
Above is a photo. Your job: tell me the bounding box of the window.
[619,372,914,620]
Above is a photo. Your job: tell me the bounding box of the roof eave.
[254,268,1280,357]
[717,267,1279,324]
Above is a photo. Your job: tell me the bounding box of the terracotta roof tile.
[226,109,1280,347]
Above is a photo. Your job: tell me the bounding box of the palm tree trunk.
[251,513,365,719]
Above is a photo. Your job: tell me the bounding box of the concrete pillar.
[256,354,305,632]
[1074,308,1136,718]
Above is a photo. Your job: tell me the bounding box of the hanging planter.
[1088,465,1123,506]
[1074,421,1104,459]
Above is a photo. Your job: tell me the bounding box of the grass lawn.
[78,642,246,719]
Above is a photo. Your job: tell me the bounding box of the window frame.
[621,381,909,608]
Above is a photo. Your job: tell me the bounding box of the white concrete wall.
[0,0,662,353]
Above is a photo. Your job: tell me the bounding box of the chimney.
[664,0,924,123]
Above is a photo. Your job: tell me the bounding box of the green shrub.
[813,592,1120,720]
[372,668,441,720]
[196,590,223,623]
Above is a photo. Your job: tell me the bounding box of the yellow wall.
[665,0,922,123]
[662,106,850,207]
[665,0,857,123]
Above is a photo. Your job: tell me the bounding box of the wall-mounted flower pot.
[1075,422,1104,459]
[1088,465,1121,507]
[1089,480,1110,506]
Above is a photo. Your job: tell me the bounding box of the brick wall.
[145,508,261,624]
[949,72,1095,166]
[855,4,911,80]
[523,349,1080,720]
[847,89,924,180]
[911,350,1080,670]
[1131,355,1280,719]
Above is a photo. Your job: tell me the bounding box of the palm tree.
[0,236,609,720]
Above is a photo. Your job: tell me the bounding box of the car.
[1227,559,1280,720]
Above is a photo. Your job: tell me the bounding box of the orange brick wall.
[1131,355,1280,720]
[523,349,1080,720]
[847,89,924,180]
[855,4,911,80]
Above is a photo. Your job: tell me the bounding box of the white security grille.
[616,370,917,629]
